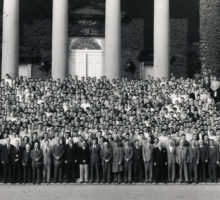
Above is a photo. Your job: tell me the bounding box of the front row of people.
[1,137,219,184]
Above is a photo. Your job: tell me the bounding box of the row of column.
[1,0,170,80]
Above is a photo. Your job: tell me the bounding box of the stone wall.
[200,0,220,76]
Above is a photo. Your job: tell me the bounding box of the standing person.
[142,137,154,183]
[166,140,176,183]
[208,139,219,182]
[78,140,90,183]
[100,141,112,183]
[153,142,168,183]
[64,137,78,183]
[188,140,200,183]
[89,138,101,183]
[22,143,32,183]
[133,140,143,183]
[112,140,124,184]
[198,140,208,182]
[123,140,133,184]
[52,137,65,183]
[11,140,23,183]
[1,138,13,183]
[176,140,189,183]
[31,142,43,184]
[42,140,52,183]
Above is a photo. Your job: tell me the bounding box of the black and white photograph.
[0,0,220,200]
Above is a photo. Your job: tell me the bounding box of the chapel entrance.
[68,37,105,78]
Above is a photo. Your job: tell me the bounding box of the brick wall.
[200,0,220,76]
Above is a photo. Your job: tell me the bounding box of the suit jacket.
[133,146,143,163]
[64,143,78,164]
[31,148,43,167]
[42,146,52,165]
[142,143,154,162]
[1,144,13,164]
[100,147,112,165]
[22,150,32,166]
[166,145,176,164]
[11,146,23,164]
[208,146,219,164]
[78,147,90,164]
[52,144,65,166]
[89,144,101,163]
[199,146,208,163]
[153,147,167,165]
[188,146,200,164]
[176,146,189,164]
[123,146,133,162]
[112,146,124,173]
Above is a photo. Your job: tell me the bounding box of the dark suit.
[153,147,167,182]
[123,146,133,183]
[208,145,219,182]
[133,146,143,182]
[198,145,208,182]
[52,144,65,183]
[22,150,32,183]
[1,145,13,183]
[31,148,43,184]
[11,146,23,183]
[89,144,101,182]
[100,147,112,183]
[64,143,77,182]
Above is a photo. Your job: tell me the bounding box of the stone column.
[1,0,19,79]
[154,0,170,78]
[105,0,121,80]
[52,0,68,80]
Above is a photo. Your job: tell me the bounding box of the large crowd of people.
[0,73,220,185]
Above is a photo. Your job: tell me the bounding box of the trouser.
[113,172,122,183]
[23,164,32,183]
[3,163,12,183]
[124,161,132,183]
[65,162,76,182]
[133,161,143,182]
[209,163,217,182]
[102,163,111,183]
[155,164,166,182]
[179,162,188,182]
[54,165,63,182]
[90,161,100,182]
[144,161,153,182]
[189,163,198,182]
[32,166,41,184]
[198,162,206,182]
[80,164,89,182]
[12,162,22,183]
[168,162,175,182]
[43,164,51,182]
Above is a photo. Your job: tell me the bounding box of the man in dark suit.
[52,137,65,183]
[31,141,43,184]
[188,140,200,183]
[11,140,23,183]
[153,142,168,183]
[198,140,208,182]
[1,138,13,183]
[166,139,176,182]
[22,143,32,183]
[123,140,133,183]
[133,140,143,183]
[64,137,78,183]
[100,141,112,183]
[89,138,101,183]
[208,139,219,182]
